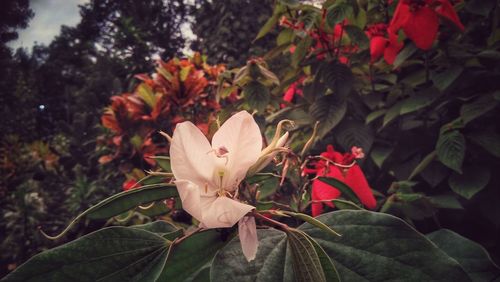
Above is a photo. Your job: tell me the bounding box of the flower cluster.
[303,145,377,216]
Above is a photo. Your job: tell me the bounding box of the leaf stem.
[254,210,290,231]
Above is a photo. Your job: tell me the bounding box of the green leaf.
[365,109,386,124]
[152,156,171,172]
[255,15,279,41]
[292,36,313,68]
[3,227,169,282]
[382,100,404,127]
[408,151,437,180]
[436,130,466,173]
[301,232,341,282]
[132,221,181,241]
[460,93,498,125]
[309,94,347,139]
[427,229,500,281]
[160,230,230,281]
[331,199,363,210]
[283,211,341,237]
[277,29,295,46]
[41,183,177,239]
[211,229,292,282]
[287,229,327,282]
[213,211,470,281]
[247,174,280,199]
[393,43,417,68]
[300,210,470,281]
[448,165,490,199]
[468,129,500,158]
[326,3,352,27]
[431,66,463,92]
[243,81,270,113]
[317,62,353,97]
[428,194,463,210]
[137,83,156,108]
[344,25,369,49]
[335,120,374,153]
[400,87,439,115]
[370,145,393,168]
[317,177,361,205]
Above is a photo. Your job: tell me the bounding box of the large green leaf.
[448,165,490,199]
[42,183,178,239]
[160,230,230,281]
[211,229,292,282]
[436,130,466,173]
[317,62,353,97]
[213,211,470,281]
[344,25,369,49]
[287,229,327,282]
[3,227,169,282]
[300,210,470,281]
[243,81,270,113]
[427,229,500,281]
[334,120,374,153]
[309,94,347,139]
[431,66,463,92]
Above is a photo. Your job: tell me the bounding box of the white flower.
[169,111,262,261]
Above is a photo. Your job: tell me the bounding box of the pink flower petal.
[238,216,258,262]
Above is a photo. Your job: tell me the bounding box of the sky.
[8,0,89,50]
[8,0,195,55]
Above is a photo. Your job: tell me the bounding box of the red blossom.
[122,178,140,191]
[366,23,404,64]
[305,145,377,216]
[389,0,464,50]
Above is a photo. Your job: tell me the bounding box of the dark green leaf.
[279,0,300,8]
[326,4,352,27]
[287,229,327,282]
[436,130,466,173]
[309,94,347,138]
[211,229,292,282]
[247,174,280,199]
[292,36,313,68]
[400,87,439,115]
[283,212,341,237]
[160,230,230,281]
[393,43,417,68]
[243,81,270,113]
[42,183,178,239]
[408,151,437,180]
[427,229,500,281]
[448,165,490,199]
[428,194,463,210]
[431,66,463,92]
[3,227,169,282]
[382,100,404,127]
[301,232,341,282]
[335,120,374,153]
[460,93,498,125]
[317,177,361,205]
[370,145,393,168]
[365,109,386,124]
[468,129,500,158]
[344,25,369,49]
[317,62,353,97]
[300,210,470,281]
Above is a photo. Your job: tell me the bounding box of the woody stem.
[253,211,290,231]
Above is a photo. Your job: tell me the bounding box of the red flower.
[389,0,464,50]
[366,23,404,64]
[282,77,305,107]
[304,145,377,216]
[123,178,140,191]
